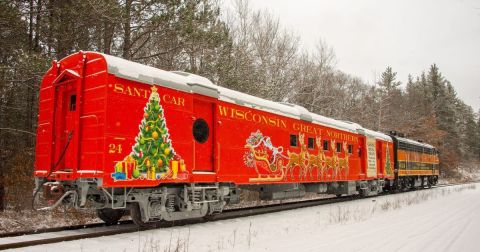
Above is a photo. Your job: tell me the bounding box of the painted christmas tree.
[113,86,185,181]
[385,145,393,175]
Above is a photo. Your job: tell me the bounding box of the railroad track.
[0,182,473,250]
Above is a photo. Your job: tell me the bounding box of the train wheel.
[129,203,157,228]
[96,208,125,225]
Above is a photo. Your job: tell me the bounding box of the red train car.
[34,51,416,226]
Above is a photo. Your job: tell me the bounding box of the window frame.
[290,134,298,147]
[69,94,77,111]
[307,137,315,149]
[348,144,353,154]
[323,140,329,151]
[336,142,342,153]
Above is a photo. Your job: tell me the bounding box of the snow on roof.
[361,128,392,142]
[395,136,435,149]
[99,52,391,140]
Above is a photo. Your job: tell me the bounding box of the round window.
[193,118,209,143]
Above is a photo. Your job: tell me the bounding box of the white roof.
[361,128,392,142]
[99,52,391,141]
[396,136,435,149]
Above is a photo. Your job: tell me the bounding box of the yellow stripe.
[397,159,439,165]
[398,170,439,176]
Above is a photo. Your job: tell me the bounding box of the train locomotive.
[33,51,439,226]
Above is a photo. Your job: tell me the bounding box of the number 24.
[108,143,122,154]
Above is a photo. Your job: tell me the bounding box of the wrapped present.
[124,156,137,179]
[112,172,126,180]
[115,162,123,173]
[147,166,156,180]
[171,160,179,179]
[179,159,186,172]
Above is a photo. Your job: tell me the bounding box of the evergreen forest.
[1,0,479,210]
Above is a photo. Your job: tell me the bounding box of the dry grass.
[138,228,191,252]
[327,184,477,225]
[0,207,100,233]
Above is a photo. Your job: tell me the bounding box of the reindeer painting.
[304,136,327,180]
[285,133,309,180]
[336,142,351,179]
[244,130,352,182]
[313,136,328,179]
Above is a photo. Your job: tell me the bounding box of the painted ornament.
[164,148,171,156]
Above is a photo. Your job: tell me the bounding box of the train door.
[358,137,366,175]
[376,141,383,177]
[54,73,79,171]
[192,99,215,172]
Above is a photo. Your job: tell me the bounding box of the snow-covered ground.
[8,183,480,252]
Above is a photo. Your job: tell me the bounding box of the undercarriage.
[35,176,438,226]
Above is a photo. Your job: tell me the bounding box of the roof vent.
[170,71,215,87]
[279,102,295,107]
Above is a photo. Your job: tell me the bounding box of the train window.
[358,147,362,157]
[193,118,209,143]
[308,137,315,149]
[348,144,353,154]
[336,142,342,153]
[69,95,76,111]
[323,140,329,151]
[290,134,298,147]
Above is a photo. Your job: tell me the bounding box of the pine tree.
[428,64,443,104]
[376,66,402,132]
[462,106,478,160]
[476,110,480,161]
[378,66,401,93]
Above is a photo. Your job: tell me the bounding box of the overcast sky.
[241,0,480,111]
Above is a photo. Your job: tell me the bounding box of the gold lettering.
[253,114,261,123]
[261,115,269,125]
[163,94,171,103]
[217,105,291,129]
[133,87,141,97]
[172,96,178,105]
[235,109,245,120]
[245,111,252,121]
[125,86,133,96]
[268,117,277,127]
[218,106,228,116]
[178,97,185,106]
[293,123,300,131]
[113,83,124,94]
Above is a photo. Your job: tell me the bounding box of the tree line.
[0,0,479,210]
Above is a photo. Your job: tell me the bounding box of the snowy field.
[8,183,480,252]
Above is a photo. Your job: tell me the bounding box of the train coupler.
[37,190,78,211]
